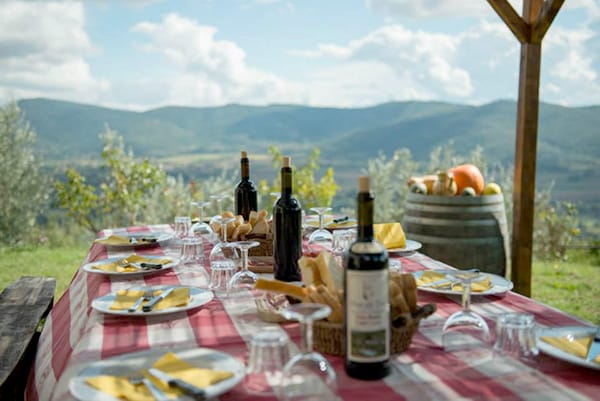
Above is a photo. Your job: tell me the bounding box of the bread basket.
[242,233,273,257]
[313,304,435,356]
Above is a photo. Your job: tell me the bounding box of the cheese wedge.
[254,278,307,300]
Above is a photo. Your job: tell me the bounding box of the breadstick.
[317,285,343,323]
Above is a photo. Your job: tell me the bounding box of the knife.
[142,287,175,312]
[148,368,206,400]
[585,327,600,361]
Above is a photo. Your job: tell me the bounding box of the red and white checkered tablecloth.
[26,224,599,401]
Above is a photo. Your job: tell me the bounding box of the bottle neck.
[357,192,374,240]
[240,158,250,180]
[280,166,293,196]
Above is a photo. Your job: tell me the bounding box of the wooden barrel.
[402,192,510,276]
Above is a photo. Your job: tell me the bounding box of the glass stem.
[318,212,325,230]
[462,279,472,312]
[222,222,228,242]
[302,319,314,353]
[241,248,248,272]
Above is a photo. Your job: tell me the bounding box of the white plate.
[538,326,600,370]
[69,347,245,401]
[412,270,513,296]
[388,239,422,256]
[95,231,174,248]
[91,285,214,316]
[305,216,357,230]
[82,255,178,277]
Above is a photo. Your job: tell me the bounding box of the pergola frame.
[487,0,564,296]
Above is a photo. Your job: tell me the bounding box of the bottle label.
[346,269,390,362]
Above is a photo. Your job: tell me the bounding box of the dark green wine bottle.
[234,150,258,221]
[344,175,390,380]
[273,156,302,282]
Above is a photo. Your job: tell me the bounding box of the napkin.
[416,270,491,292]
[91,254,172,273]
[95,235,156,245]
[450,277,491,292]
[85,352,234,400]
[374,223,406,249]
[110,287,190,311]
[95,234,135,245]
[540,335,600,363]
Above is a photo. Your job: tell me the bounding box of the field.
[1,245,598,325]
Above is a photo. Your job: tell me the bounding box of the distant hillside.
[16,97,600,213]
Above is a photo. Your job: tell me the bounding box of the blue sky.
[1,0,598,110]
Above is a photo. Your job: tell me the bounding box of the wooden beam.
[487,0,530,43]
[532,0,565,43]
[511,0,543,297]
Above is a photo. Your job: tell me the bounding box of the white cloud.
[0,1,108,104]
[292,24,475,103]
[365,0,494,18]
[131,13,304,106]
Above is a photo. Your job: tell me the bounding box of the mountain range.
[16,97,600,217]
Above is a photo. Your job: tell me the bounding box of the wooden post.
[487,0,564,296]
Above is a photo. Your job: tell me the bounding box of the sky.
[0,0,599,111]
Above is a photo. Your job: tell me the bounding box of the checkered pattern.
[26,225,599,401]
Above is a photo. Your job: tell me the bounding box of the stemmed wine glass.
[441,271,491,354]
[208,217,239,291]
[307,207,333,252]
[279,303,337,401]
[191,201,214,237]
[210,194,229,220]
[227,240,260,296]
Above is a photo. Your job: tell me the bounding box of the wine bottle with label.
[272,156,302,282]
[344,175,390,379]
[234,150,258,221]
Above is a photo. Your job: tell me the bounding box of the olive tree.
[55,127,168,234]
[0,102,50,245]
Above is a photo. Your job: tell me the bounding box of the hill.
[16,98,600,216]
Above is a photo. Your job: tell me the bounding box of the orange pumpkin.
[449,164,484,195]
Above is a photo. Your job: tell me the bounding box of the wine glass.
[173,215,192,239]
[279,303,337,401]
[307,207,333,252]
[441,271,491,354]
[210,194,229,220]
[191,201,214,237]
[227,240,260,296]
[208,216,239,292]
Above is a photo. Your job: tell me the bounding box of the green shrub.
[362,148,418,223]
[55,127,168,233]
[259,146,339,211]
[0,102,50,245]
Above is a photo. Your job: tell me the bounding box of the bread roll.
[401,274,418,313]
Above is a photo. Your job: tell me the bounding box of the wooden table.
[27,224,599,401]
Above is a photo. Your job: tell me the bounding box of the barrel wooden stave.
[403,193,510,276]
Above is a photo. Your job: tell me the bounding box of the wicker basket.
[313,304,435,356]
[241,233,273,257]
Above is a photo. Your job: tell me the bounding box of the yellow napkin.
[85,352,234,400]
[110,287,190,311]
[374,223,406,249]
[451,277,491,292]
[540,335,600,363]
[95,235,157,245]
[91,254,172,273]
[416,270,492,292]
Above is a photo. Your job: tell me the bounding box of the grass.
[0,245,88,300]
[531,250,600,325]
[0,245,598,325]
